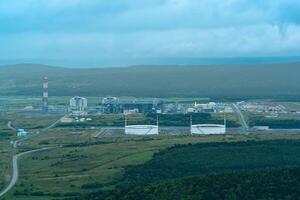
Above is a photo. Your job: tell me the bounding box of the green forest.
[54,140,300,200]
[90,167,300,200]
[58,113,239,128]
[1,63,300,99]
[249,116,300,129]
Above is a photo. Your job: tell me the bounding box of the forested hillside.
[1,63,300,99]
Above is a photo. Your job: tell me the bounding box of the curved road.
[1,115,63,198]
[7,121,16,131]
[0,148,51,198]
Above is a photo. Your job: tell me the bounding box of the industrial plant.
[101,97,164,114]
[35,77,285,136]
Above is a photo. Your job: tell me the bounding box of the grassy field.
[5,128,300,199]
[0,140,12,192]
[0,113,14,193]
[3,109,300,199]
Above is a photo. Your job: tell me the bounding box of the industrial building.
[102,97,119,104]
[124,115,159,135]
[70,96,88,115]
[238,102,287,114]
[17,129,28,137]
[101,97,164,114]
[186,102,234,114]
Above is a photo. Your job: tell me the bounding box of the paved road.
[232,103,249,130]
[42,115,68,131]
[7,121,16,131]
[1,116,64,198]
[0,148,51,198]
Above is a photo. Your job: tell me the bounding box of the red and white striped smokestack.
[43,76,48,112]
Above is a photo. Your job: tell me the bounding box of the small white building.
[17,129,28,137]
[253,126,270,131]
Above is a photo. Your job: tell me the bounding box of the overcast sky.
[0,0,300,67]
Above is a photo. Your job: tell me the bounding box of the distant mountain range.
[0,63,300,99]
[1,56,300,68]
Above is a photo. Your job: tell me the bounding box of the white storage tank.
[125,125,159,135]
[124,115,159,135]
[191,124,226,135]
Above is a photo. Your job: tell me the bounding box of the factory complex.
[12,76,296,136]
[101,97,164,114]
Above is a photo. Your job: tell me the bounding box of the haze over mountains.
[0,63,300,99]
[1,56,300,68]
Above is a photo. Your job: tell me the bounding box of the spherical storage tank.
[191,124,226,135]
[125,125,159,135]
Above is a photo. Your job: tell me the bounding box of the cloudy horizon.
[1,0,300,67]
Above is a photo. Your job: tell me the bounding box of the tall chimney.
[43,76,48,112]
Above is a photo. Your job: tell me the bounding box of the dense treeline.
[58,113,239,128]
[20,168,300,200]
[121,140,300,187]
[78,167,300,200]
[146,113,237,127]
[250,116,300,129]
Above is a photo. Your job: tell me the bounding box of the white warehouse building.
[70,96,88,115]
